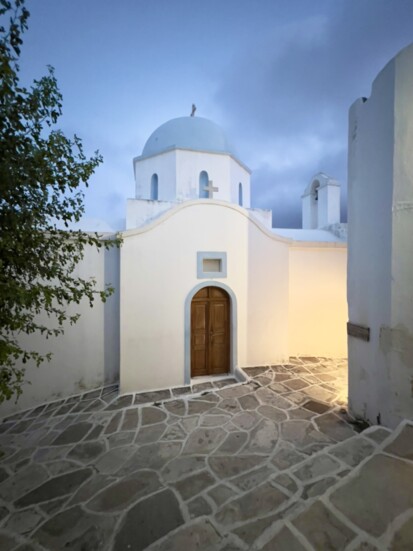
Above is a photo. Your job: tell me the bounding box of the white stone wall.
[318,183,340,228]
[0,241,120,417]
[175,150,230,201]
[348,43,413,427]
[133,149,250,205]
[126,198,177,229]
[120,201,290,393]
[248,208,272,229]
[126,198,269,230]
[134,150,177,201]
[230,157,251,207]
[302,193,316,229]
[1,204,350,417]
[288,244,348,358]
[302,174,341,230]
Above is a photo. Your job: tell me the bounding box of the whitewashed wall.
[126,198,177,229]
[248,208,272,229]
[175,150,230,201]
[134,149,250,204]
[134,150,177,200]
[2,201,351,417]
[302,174,341,230]
[288,245,348,357]
[120,201,290,393]
[348,43,413,428]
[0,241,120,417]
[318,183,341,228]
[230,157,251,207]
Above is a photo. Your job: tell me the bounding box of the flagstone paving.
[0,358,412,550]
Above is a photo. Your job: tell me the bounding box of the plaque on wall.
[347,322,370,342]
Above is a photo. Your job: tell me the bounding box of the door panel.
[191,301,208,377]
[210,287,227,299]
[209,301,228,374]
[191,287,230,377]
[195,287,209,299]
[193,303,207,331]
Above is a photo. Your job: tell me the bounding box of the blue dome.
[141,116,233,157]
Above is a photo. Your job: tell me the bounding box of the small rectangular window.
[203,258,221,272]
[197,252,227,279]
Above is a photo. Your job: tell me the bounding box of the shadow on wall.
[104,244,121,384]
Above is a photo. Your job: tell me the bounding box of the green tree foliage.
[0,0,120,402]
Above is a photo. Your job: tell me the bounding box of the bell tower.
[301,173,341,229]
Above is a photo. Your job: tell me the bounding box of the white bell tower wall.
[133,150,177,201]
[302,173,341,229]
[134,149,250,204]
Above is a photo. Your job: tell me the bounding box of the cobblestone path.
[0,358,412,550]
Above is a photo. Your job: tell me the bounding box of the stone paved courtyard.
[0,357,412,550]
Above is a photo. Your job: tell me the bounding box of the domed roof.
[141,116,233,157]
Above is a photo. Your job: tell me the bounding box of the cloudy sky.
[19,0,413,228]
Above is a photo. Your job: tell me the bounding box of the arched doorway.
[191,286,230,377]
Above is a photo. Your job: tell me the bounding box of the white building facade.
[1,115,348,416]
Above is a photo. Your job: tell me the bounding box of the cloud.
[27,0,412,231]
[215,0,413,226]
[252,145,348,228]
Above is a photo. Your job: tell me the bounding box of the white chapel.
[117,114,347,394]
[3,111,348,415]
[3,43,413,431]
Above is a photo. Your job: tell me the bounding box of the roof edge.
[133,146,251,174]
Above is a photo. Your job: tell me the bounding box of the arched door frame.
[184,281,237,384]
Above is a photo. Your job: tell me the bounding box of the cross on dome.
[204,180,219,198]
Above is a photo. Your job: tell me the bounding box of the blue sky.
[18,0,413,228]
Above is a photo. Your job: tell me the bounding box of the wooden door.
[191,287,230,377]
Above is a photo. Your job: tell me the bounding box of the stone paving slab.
[0,358,411,550]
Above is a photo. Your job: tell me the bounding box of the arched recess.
[150,173,158,200]
[311,179,320,200]
[199,170,209,198]
[184,281,237,384]
[238,183,243,206]
[310,179,320,227]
